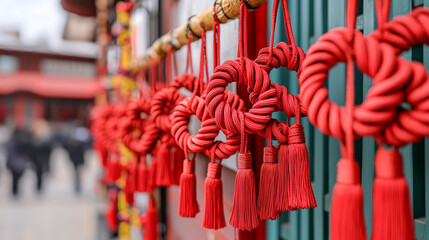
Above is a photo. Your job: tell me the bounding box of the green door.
[266,0,429,239]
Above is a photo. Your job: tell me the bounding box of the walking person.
[30,120,53,193]
[6,128,32,197]
[63,120,92,194]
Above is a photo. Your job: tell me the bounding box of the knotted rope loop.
[205,1,278,136]
[106,105,127,143]
[134,121,161,155]
[150,87,185,133]
[266,0,299,70]
[299,28,413,141]
[206,57,278,135]
[369,4,429,55]
[126,98,151,119]
[170,73,196,91]
[120,102,148,153]
[93,106,117,150]
[247,0,306,122]
[171,93,243,161]
[382,61,429,146]
[256,42,305,76]
[367,7,429,146]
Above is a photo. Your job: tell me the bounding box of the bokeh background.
[0,0,101,239]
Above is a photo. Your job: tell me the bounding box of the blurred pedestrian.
[64,120,92,194]
[6,128,32,197]
[30,119,53,193]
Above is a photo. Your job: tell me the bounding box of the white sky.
[0,0,67,48]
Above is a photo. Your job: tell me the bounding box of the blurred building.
[0,0,102,128]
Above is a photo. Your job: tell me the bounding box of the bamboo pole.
[131,0,265,73]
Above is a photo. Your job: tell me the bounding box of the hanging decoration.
[299,0,428,238]
[90,0,429,239]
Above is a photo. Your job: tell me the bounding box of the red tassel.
[125,191,134,205]
[108,158,121,182]
[149,155,158,190]
[143,195,159,240]
[372,147,414,240]
[125,161,137,194]
[155,143,173,186]
[173,147,184,185]
[288,123,316,209]
[97,144,108,168]
[277,142,291,212]
[137,159,150,193]
[106,190,119,232]
[178,159,199,217]
[330,159,366,240]
[230,152,259,231]
[258,146,280,220]
[202,162,226,229]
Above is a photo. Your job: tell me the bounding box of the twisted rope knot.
[105,105,126,143]
[92,106,116,150]
[299,28,416,142]
[120,100,153,153]
[366,8,429,146]
[251,41,307,121]
[237,152,252,169]
[207,162,222,179]
[161,133,176,147]
[206,57,278,135]
[375,147,403,179]
[171,73,197,92]
[256,42,305,74]
[171,92,243,160]
[370,7,429,55]
[126,98,151,120]
[263,146,278,163]
[383,61,429,146]
[134,122,161,155]
[120,117,145,153]
[150,87,184,133]
[269,82,307,117]
[257,119,288,144]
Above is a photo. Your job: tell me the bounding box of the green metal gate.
[266,0,429,239]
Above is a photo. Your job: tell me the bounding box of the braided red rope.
[150,37,198,134]
[206,3,278,135]
[299,28,414,141]
[120,99,151,153]
[206,57,277,134]
[150,87,185,133]
[368,7,429,146]
[171,92,244,160]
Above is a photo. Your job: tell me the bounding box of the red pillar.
[237,2,268,240]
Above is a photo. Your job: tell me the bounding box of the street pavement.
[0,147,101,240]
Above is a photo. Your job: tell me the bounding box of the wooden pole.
[131,0,265,73]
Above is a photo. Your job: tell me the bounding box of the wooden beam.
[131,0,266,73]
